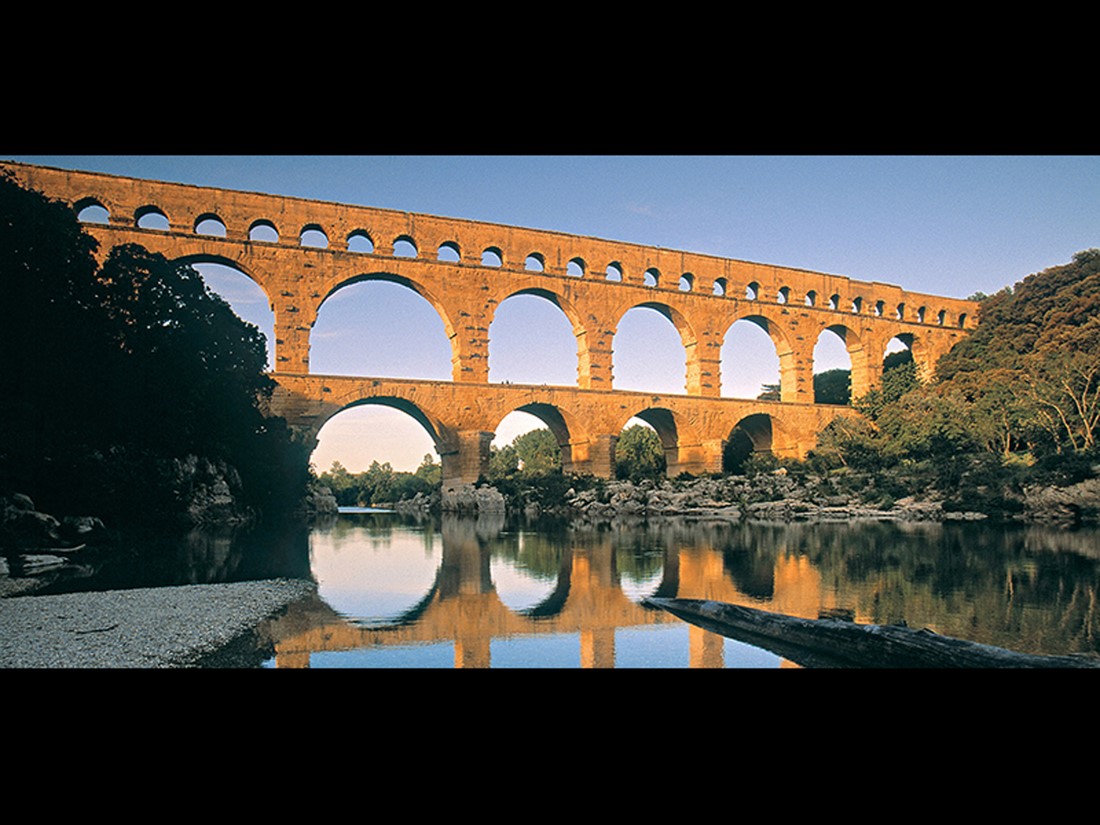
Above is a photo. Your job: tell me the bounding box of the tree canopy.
[0,172,310,522]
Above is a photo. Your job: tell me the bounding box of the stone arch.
[347,229,374,253]
[679,273,694,292]
[74,197,110,224]
[713,277,728,297]
[250,219,280,243]
[605,261,624,282]
[194,213,226,236]
[492,402,591,475]
[313,272,457,378]
[812,325,858,405]
[309,393,452,478]
[819,323,872,401]
[393,235,417,258]
[135,204,169,230]
[487,287,588,386]
[567,257,586,277]
[171,254,277,368]
[616,406,705,478]
[721,313,795,402]
[482,246,504,267]
[300,224,329,248]
[525,252,545,272]
[723,412,797,471]
[613,300,699,394]
[173,252,276,312]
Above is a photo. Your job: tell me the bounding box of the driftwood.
[645,598,1100,669]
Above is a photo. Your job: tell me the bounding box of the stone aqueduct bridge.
[5,161,979,486]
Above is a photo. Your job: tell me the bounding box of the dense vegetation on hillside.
[0,173,311,524]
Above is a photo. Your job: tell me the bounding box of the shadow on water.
[25,518,314,596]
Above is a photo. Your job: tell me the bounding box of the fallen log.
[645,597,1100,669]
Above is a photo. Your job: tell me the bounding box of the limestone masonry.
[2,161,977,487]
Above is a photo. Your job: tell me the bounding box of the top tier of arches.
[15,161,980,332]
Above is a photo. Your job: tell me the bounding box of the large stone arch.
[487,286,594,388]
[612,299,703,394]
[814,322,873,402]
[615,406,707,478]
[313,271,459,378]
[723,411,799,471]
[173,252,276,311]
[722,312,800,403]
[491,401,592,475]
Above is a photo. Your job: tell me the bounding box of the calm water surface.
[27,509,1100,668]
[259,510,1100,669]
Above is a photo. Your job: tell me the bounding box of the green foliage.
[0,173,310,521]
[317,457,439,506]
[813,369,851,405]
[615,424,666,481]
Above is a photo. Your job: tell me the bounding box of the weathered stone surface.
[3,161,979,488]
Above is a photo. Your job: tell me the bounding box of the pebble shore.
[0,578,317,668]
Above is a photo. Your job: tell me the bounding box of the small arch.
[644,268,660,288]
[250,220,280,243]
[776,286,790,305]
[746,282,760,300]
[678,273,694,292]
[435,241,460,262]
[937,309,947,325]
[917,305,927,323]
[75,198,109,224]
[804,290,817,307]
[851,296,863,313]
[829,293,841,310]
[606,262,623,282]
[393,236,418,258]
[874,300,885,317]
[135,205,169,230]
[567,257,585,277]
[300,224,329,249]
[525,252,545,272]
[482,247,504,267]
[958,313,968,328]
[723,414,776,473]
[713,278,727,297]
[895,303,906,321]
[195,214,226,237]
[347,230,375,253]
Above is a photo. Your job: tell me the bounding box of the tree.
[616,424,665,480]
[814,369,851,405]
[0,173,309,521]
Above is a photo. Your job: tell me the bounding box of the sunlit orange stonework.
[3,161,978,488]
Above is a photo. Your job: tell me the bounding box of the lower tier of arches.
[267,374,858,488]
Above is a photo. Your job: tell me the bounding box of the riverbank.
[0,578,317,668]
[399,466,1100,526]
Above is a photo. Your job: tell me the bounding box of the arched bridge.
[3,161,978,486]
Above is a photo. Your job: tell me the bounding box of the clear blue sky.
[10,155,1100,472]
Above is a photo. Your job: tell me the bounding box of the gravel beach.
[0,578,318,668]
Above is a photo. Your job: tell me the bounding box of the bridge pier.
[440,430,494,488]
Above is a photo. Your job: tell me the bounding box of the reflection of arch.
[519,548,573,618]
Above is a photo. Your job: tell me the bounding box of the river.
[23,509,1100,668]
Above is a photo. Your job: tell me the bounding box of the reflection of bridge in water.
[262,515,859,668]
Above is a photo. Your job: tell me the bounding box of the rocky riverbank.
[394,466,1100,526]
